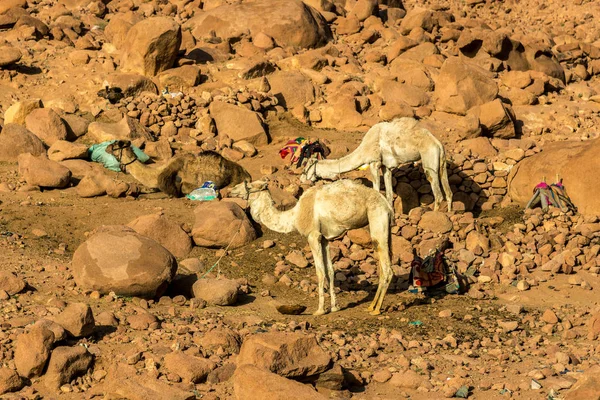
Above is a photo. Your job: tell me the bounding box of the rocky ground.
[1,0,600,399]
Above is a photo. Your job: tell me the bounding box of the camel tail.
[157,156,186,197]
[439,146,453,212]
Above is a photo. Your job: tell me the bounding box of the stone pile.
[108,87,278,141]
[6,303,95,394]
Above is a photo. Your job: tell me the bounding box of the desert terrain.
[0,0,600,399]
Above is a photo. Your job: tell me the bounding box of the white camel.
[301,117,453,212]
[229,179,394,316]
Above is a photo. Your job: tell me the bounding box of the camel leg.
[322,238,339,313]
[439,153,453,212]
[367,209,394,315]
[368,262,384,313]
[308,231,327,315]
[425,168,444,211]
[383,166,394,207]
[370,161,381,193]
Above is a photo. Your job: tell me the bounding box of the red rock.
[237,332,330,378]
[0,272,26,295]
[192,201,256,249]
[268,71,316,110]
[389,369,426,389]
[3,99,42,125]
[44,346,93,389]
[128,214,192,258]
[0,368,23,395]
[185,0,331,49]
[471,99,516,139]
[542,309,559,324]
[14,325,55,378]
[418,211,453,234]
[163,352,216,383]
[233,364,327,400]
[209,101,268,146]
[49,302,95,338]
[434,57,498,115]
[24,108,68,146]
[197,328,242,355]
[0,124,46,162]
[104,362,194,399]
[72,225,177,298]
[18,153,72,188]
[192,278,239,306]
[120,17,181,76]
[48,140,88,162]
[564,365,600,400]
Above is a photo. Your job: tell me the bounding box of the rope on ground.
[199,219,243,280]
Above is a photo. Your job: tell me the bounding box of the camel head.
[229,179,269,201]
[106,140,137,170]
[300,156,319,183]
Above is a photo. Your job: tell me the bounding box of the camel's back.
[185,151,251,188]
[298,180,391,235]
[375,118,443,165]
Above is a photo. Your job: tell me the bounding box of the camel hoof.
[313,309,326,316]
[331,306,340,313]
[369,309,381,316]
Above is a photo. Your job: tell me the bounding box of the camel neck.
[248,191,296,234]
[316,151,367,176]
[124,161,160,188]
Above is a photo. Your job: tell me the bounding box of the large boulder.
[18,153,72,188]
[0,124,46,162]
[185,0,331,49]
[267,71,315,109]
[49,303,95,338]
[237,332,331,378]
[24,108,68,146]
[469,99,516,139]
[14,325,55,378]
[0,46,21,68]
[87,116,153,143]
[0,0,27,15]
[564,365,600,400]
[120,17,181,76]
[44,346,93,389]
[508,139,600,215]
[0,271,26,295]
[192,278,239,306]
[3,99,41,125]
[105,73,158,97]
[192,201,257,249]
[433,57,498,115]
[163,352,216,383]
[233,364,327,400]
[48,140,89,162]
[128,214,192,258]
[103,362,198,400]
[0,368,24,396]
[209,101,268,145]
[72,226,177,298]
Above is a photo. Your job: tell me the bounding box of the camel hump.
[157,156,187,196]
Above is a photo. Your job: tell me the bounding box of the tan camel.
[107,141,251,196]
[229,179,394,316]
[301,117,453,212]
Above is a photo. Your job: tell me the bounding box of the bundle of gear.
[525,175,577,213]
[279,137,329,168]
